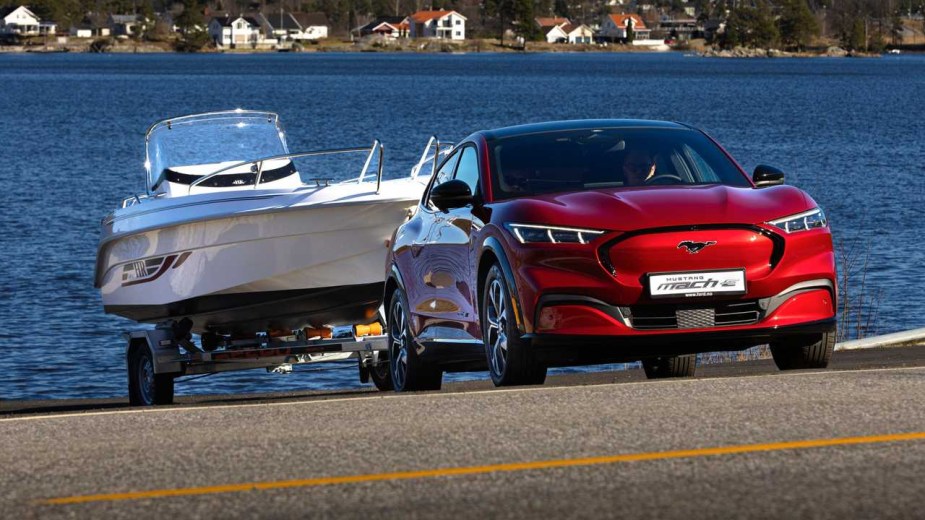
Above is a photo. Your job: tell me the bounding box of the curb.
[835,327,925,351]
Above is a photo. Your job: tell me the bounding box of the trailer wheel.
[128,344,175,406]
[369,355,393,391]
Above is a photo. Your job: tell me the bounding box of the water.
[1,52,923,400]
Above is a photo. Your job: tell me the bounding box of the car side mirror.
[752,165,785,187]
[429,179,473,211]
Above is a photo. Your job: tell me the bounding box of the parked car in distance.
[382,120,836,391]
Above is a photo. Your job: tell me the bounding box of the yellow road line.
[43,431,925,506]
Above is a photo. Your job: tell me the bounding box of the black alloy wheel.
[387,288,442,392]
[770,331,835,370]
[128,345,175,406]
[641,355,696,379]
[482,264,547,386]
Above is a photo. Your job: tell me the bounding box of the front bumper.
[525,318,837,367]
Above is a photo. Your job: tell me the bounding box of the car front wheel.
[482,264,546,387]
[770,332,835,370]
[641,355,696,379]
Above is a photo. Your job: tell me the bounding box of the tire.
[770,332,835,370]
[369,352,393,391]
[641,355,696,379]
[387,288,442,392]
[128,345,175,406]
[482,264,547,387]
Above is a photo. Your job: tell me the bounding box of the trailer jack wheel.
[128,345,175,406]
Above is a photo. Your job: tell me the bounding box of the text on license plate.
[649,270,746,298]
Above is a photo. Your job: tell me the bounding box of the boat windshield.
[145,111,290,192]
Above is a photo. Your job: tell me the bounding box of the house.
[561,23,594,44]
[257,11,328,41]
[69,13,111,38]
[535,17,569,43]
[1,5,56,36]
[355,16,408,39]
[208,15,262,47]
[109,14,140,36]
[408,10,465,40]
[598,13,650,42]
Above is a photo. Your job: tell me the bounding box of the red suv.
[382,120,836,391]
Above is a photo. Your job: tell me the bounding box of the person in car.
[622,148,657,185]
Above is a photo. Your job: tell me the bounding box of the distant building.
[257,11,328,41]
[1,6,56,36]
[208,15,262,47]
[409,10,466,40]
[561,23,594,44]
[109,14,141,36]
[535,17,570,43]
[69,13,111,38]
[355,16,408,39]
[598,13,650,42]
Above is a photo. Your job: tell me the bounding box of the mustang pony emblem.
[677,240,717,254]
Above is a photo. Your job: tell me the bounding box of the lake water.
[1,52,923,400]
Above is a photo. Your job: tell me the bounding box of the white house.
[1,6,55,36]
[598,13,650,41]
[208,15,262,47]
[562,23,594,44]
[409,10,465,40]
[535,17,569,43]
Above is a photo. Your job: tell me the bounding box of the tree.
[175,0,203,34]
[722,0,779,49]
[779,0,819,50]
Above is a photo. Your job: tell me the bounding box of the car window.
[425,150,461,210]
[453,146,480,195]
[489,128,750,200]
[434,150,460,188]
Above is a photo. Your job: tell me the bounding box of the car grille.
[622,300,762,330]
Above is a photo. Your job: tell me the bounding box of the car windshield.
[145,111,290,191]
[488,127,750,200]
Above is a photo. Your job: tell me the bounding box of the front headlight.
[767,208,827,233]
[505,223,605,244]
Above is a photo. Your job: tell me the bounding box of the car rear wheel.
[770,332,835,370]
[482,264,547,386]
[388,287,442,392]
[641,355,696,379]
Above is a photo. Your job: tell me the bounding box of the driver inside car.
[621,148,657,186]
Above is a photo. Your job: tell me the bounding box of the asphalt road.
[2,346,925,519]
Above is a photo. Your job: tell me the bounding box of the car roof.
[479,119,691,141]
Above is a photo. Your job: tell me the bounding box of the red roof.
[410,10,456,23]
[609,13,647,30]
[535,17,569,28]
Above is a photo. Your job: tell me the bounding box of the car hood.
[490,184,813,232]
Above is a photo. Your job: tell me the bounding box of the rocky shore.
[697,45,880,58]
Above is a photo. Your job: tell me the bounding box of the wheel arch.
[478,237,528,335]
[383,264,406,324]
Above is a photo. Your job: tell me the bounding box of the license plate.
[648,269,746,299]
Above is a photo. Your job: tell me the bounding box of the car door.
[426,145,482,340]
[403,149,461,329]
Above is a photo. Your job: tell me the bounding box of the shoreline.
[1,38,917,57]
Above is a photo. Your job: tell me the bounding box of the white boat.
[95,110,443,336]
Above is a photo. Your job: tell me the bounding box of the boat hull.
[96,179,424,334]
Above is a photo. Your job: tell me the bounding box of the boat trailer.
[125,319,392,406]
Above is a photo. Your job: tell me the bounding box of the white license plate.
[649,270,746,298]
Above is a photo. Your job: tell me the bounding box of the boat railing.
[410,136,455,180]
[187,140,385,195]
